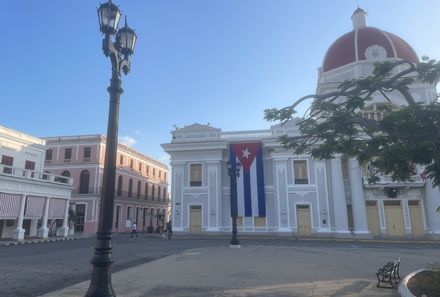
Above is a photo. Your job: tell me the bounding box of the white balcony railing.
[221,130,273,139]
[0,164,73,186]
[362,174,423,186]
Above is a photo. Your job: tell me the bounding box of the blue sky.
[1,0,439,163]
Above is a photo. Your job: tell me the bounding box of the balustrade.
[0,164,73,186]
[362,174,423,185]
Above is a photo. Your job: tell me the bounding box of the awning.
[24,196,45,219]
[48,198,67,219]
[0,192,21,219]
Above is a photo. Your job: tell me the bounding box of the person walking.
[130,223,138,239]
[166,220,172,240]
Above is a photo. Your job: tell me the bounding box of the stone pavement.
[40,245,401,297]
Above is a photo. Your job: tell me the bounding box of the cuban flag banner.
[229,142,266,217]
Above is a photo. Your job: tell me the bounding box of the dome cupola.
[322,8,419,73]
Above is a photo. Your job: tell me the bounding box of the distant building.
[0,126,73,240]
[44,135,170,235]
[162,8,440,238]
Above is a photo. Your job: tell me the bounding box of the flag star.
[242,148,252,159]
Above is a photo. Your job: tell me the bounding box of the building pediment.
[171,123,221,142]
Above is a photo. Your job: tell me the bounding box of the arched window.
[158,187,161,200]
[137,181,141,199]
[163,188,167,199]
[61,171,71,177]
[117,175,123,196]
[79,170,90,194]
[128,178,133,197]
[144,183,149,200]
[152,185,155,200]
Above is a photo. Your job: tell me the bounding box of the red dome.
[322,27,419,73]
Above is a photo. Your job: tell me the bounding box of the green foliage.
[265,58,440,187]
[366,174,380,185]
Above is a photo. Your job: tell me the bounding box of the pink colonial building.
[44,135,170,235]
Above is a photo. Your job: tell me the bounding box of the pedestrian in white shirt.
[130,223,138,239]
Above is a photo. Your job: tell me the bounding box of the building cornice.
[44,134,168,170]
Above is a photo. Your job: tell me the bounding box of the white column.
[57,199,70,237]
[330,158,350,236]
[171,162,184,232]
[13,194,26,241]
[424,179,440,238]
[37,197,50,239]
[206,160,221,232]
[402,199,412,235]
[274,158,290,233]
[378,199,387,235]
[348,159,371,237]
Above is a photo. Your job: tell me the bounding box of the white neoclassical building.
[162,8,440,239]
[0,126,73,240]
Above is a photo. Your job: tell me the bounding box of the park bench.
[376,257,401,288]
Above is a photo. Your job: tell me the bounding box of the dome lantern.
[351,7,368,30]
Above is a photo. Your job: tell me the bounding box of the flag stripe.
[236,173,244,216]
[243,170,252,217]
[256,147,266,217]
[229,151,241,217]
[250,160,259,216]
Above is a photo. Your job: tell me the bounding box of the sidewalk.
[40,245,401,297]
[172,234,440,244]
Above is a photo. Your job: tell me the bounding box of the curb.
[0,236,82,246]
[398,268,424,297]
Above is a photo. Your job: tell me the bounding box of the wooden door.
[190,206,202,234]
[75,204,86,232]
[366,201,380,236]
[409,201,424,236]
[384,201,404,236]
[297,205,311,236]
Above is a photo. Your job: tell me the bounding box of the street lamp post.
[85,1,136,297]
[227,160,242,247]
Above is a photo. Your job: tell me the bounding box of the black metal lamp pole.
[227,160,241,247]
[86,1,136,297]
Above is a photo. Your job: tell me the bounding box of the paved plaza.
[38,237,439,297]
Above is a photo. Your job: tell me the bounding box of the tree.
[264,58,440,187]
